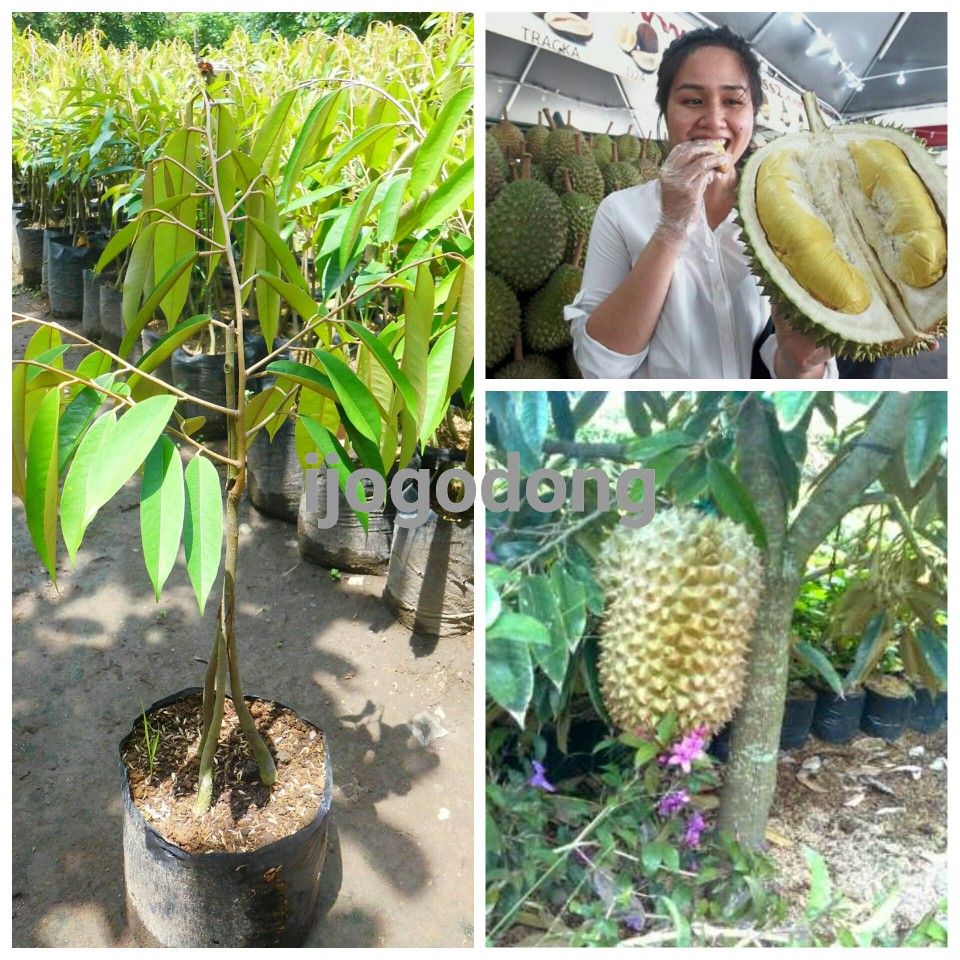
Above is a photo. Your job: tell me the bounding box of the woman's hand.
[771,308,832,378]
[656,140,731,245]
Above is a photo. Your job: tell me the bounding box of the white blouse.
[565,180,837,379]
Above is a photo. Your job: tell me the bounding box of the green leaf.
[266,360,337,401]
[627,430,696,462]
[323,123,396,181]
[843,612,890,689]
[706,459,767,547]
[140,436,184,601]
[420,327,457,443]
[121,220,159,330]
[517,579,569,688]
[376,174,409,245]
[904,392,947,486]
[485,581,502,629]
[793,641,844,695]
[402,263,435,429]
[641,843,663,875]
[772,391,817,430]
[251,88,298,178]
[182,454,223,614]
[57,375,115,475]
[84,396,179,522]
[281,90,343,201]
[95,218,138,273]
[258,272,323,324]
[339,179,381,273]
[486,632,534,728]
[409,86,473,202]
[120,252,199,358]
[298,415,369,533]
[417,157,474,232]
[311,349,382,444]
[344,320,418,422]
[246,216,309,295]
[446,262,474,400]
[12,364,28,501]
[60,411,116,563]
[803,847,832,918]
[24,388,61,584]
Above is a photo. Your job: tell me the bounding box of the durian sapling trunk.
[717,392,915,848]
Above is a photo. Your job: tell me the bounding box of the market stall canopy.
[487,12,946,143]
[703,12,947,118]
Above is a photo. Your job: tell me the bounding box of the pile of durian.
[486,109,668,378]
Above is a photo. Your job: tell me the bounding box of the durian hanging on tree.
[596,508,762,736]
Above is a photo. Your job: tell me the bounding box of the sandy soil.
[11,289,475,947]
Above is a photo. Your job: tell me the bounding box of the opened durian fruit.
[596,509,762,736]
[739,91,946,360]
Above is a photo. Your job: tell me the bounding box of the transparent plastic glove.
[771,306,833,378]
[655,140,731,245]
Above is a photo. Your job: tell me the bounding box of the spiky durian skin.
[490,119,525,162]
[486,133,508,202]
[493,355,560,379]
[542,128,578,175]
[596,509,762,736]
[487,179,568,292]
[551,154,605,205]
[525,125,550,163]
[524,263,582,352]
[559,191,595,259]
[486,271,522,367]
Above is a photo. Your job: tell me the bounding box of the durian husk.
[738,91,947,360]
[597,508,762,736]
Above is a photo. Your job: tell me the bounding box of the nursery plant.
[13,17,473,945]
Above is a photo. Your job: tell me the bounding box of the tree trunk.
[716,565,797,845]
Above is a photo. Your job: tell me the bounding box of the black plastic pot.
[248,418,303,523]
[298,462,400,574]
[811,688,865,743]
[41,226,70,295]
[120,688,332,947]
[99,282,125,354]
[49,236,98,319]
[16,224,44,287]
[779,691,817,750]
[860,686,914,740]
[170,335,267,440]
[907,689,947,733]
[707,724,731,762]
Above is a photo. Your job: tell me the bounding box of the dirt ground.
[11,289,475,947]
[766,725,948,931]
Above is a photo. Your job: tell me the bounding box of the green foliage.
[486,721,784,946]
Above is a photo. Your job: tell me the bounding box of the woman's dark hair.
[655,25,763,118]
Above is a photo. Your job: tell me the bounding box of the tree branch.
[788,393,914,571]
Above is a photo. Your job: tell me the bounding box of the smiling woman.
[566,25,837,379]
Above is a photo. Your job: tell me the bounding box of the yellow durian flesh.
[847,139,946,288]
[756,150,872,314]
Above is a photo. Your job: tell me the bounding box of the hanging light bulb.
[897,71,906,85]
[790,12,803,26]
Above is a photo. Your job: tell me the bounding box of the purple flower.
[527,759,555,792]
[657,789,690,817]
[683,810,707,848]
[485,530,497,562]
[666,725,708,774]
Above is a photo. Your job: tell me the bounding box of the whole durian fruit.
[486,132,508,202]
[525,120,550,164]
[551,134,604,204]
[524,237,585,352]
[490,110,525,162]
[486,271,521,367]
[739,91,946,359]
[493,354,560,379]
[597,508,762,735]
[487,159,568,292]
